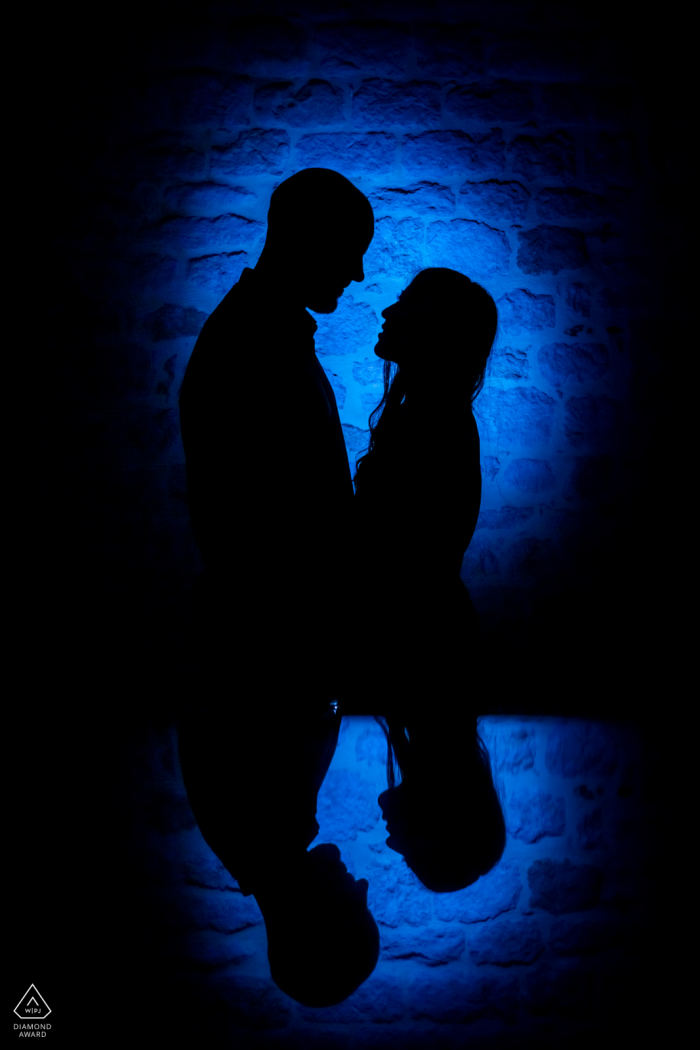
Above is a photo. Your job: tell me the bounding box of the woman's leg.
[374,599,504,892]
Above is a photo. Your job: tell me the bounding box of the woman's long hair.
[354,268,497,489]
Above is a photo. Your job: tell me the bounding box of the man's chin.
[308,299,340,315]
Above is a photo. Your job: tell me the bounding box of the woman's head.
[374,267,497,402]
[376,725,506,894]
[354,268,497,488]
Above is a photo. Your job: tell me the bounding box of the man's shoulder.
[203,268,307,335]
[189,272,265,358]
[183,267,318,398]
[206,269,255,321]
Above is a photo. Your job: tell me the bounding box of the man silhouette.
[178,168,376,1006]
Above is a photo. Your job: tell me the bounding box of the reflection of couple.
[178,168,505,1007]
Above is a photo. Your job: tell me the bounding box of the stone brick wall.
[125,716,655,1046]
[39,0,676,686]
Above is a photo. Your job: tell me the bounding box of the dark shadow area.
[11,0,686,1043]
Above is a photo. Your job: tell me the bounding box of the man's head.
[262,168,374,313]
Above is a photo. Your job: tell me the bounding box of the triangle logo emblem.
[14,984,51,1020]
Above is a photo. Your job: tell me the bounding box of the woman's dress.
[351,398,482,717]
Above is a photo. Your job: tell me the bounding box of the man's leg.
[178,586,379,1006]
[178,697,339,892]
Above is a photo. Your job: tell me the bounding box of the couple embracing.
[178,168,505,1007]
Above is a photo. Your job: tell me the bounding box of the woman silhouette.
[351,267,506,893]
